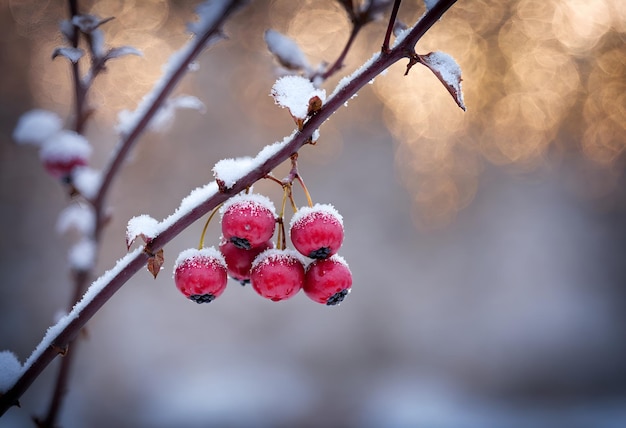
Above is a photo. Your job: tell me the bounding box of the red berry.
[39,130,91,179]
[290,204,344,259]
[304,255,352,305]
[173,247,228,304]
[219,238,273,285]
[250,249,305,302]
[221,194,276,250]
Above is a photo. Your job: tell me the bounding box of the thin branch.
[321,23,363,80]
[93,0,248,236]
[0,0,458,415]
[382,0,402,53]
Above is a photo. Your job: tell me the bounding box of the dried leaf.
[52,47,84,63]
[147,248,164,279]
[419,51,466,111]
[104,46,142,61]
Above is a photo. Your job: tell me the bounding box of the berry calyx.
[219,238,273,285]
[173,247,228,304]
[221,194,276,250]
[39,130,91,179]
[250,249,305,301]
[290,203,344,259]
[303,255,352,306]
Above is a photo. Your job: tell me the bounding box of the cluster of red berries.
[173,193,352,306]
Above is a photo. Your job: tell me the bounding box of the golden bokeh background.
[1,0,626,426]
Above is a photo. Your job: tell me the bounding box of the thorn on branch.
[404,52,420,76]
[52,344,68,356]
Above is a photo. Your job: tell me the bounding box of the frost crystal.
[0,351,22,393]
[174,247,226,272]
[329,53,380,101]
[289,203,344,230]
[39,130,92,163]
[219,193,277,218]
[271,75,326,120]
[13,109,63,146]
[264,29,310,72]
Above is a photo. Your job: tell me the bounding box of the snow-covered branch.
[0,0,459,415]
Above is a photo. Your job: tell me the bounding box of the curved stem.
[198,205,223,249]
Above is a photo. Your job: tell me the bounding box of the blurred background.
[1,0,626,427]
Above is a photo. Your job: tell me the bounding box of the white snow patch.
[328,253,350,269]
[69,238,97,271]
[127,214,160,245]
[329,52,380,101]
[271,75,326,120]
[213,157,255,189]
[212,131,297,189]
[264,29,311,72]
[219,193,277,218]
[0,351,22,393]
[422,51,465,110]
[53,47,84,63]
[22,247,143,373]
[188,0,233,35]
[158,181,220,232]
[424,0,439,11]
[57,203,95,236]
[174,246,226,272]
[72,167,102,200]
[13,109,63,146]
[39,130,91,163]
[289,203,344,230]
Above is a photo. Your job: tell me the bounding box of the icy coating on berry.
[251,248,307,270]
[289,203,343,229]
[220,193,277,218]
[303,255,352,305]
[290,204,344,259]
[250,249,306,301]
[174,247,226,270]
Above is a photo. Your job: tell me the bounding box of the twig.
[382,0,402,53]
[0,0,458,416]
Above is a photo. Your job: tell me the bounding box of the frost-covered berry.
[219,238,273,285]
[39,130,91,179]
[290,203,344,259]
[173,247,228,304]
[221,194,276,250]
[304,255,352,306]
[250,249,305,302]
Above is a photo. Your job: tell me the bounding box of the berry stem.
[198,204,223,250]
[295,174,313,208]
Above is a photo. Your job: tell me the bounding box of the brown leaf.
[147,248,164,279]
[419,51,466,111]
